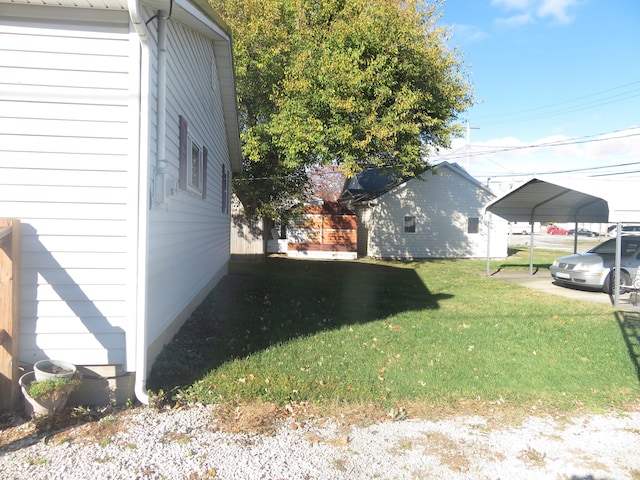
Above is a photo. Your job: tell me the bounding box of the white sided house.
[339,162,508,259]
[0,0,241,406]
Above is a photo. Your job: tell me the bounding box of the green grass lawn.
[148,250,640,413]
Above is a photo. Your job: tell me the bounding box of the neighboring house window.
[404,216,416,233]
[468,217,480,234]
[179,115,208,199]
[221,164,230,214]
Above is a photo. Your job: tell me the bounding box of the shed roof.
[339,167,409,204]
[485,176,640,224]
[339,162,489,205]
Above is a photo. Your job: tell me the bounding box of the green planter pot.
[33,359,77,381]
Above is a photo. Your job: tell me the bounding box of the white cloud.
[583,128,640,159]
[491,0,534,10]
[433,128,640,190]
[491,0,580,26]
[537,0,579,24]
[495,13,534,28]
[453,24,489,43]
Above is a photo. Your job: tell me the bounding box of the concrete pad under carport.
[490,269,640,308]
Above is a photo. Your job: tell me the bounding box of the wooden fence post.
[0,219,21,410]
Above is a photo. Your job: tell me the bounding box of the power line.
[591,170,640,178]
[475,161,640,179]
[474,80,640,125]
[235,127,640,183]
[485,91,640,125]
[455,127,640,179]
[478,80,640,119]
[436,127,640,163]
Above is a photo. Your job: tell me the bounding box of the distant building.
[339,162,508,259]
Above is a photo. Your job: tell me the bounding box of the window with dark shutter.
[178,115,207,199]
[221,164,229,213]
[202,147,208,199]
[179,115,188,192]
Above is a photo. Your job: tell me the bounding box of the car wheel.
[604,270,631,294]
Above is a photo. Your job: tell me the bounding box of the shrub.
[26,376,80,401]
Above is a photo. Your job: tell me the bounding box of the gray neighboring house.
[339,162,508,259]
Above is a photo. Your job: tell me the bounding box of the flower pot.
[19,371,71,417]
[34,359,76,381]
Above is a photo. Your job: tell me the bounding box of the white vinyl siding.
[145,19,232,350]
[367,165,506,259]
[0,8,132,365]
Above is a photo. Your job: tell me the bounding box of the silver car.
[549,236,640,293]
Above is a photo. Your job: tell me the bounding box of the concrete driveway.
[490,269,638,308]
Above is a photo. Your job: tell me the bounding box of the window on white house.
[189,135,203,193]
[468,217,480,234]
[404,215,416,233]
[179,115,208,199]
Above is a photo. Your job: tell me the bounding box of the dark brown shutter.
[202,146,208,199]
[221,164,228,213]
[178,115,187,191]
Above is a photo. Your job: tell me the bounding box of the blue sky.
[433,0,640,192]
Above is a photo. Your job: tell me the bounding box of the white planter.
[33,360,76,381]
[19,371,71,417]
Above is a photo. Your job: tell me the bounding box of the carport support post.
[485,216,491,276]
[614,223,622,307]
[528,217,535,275]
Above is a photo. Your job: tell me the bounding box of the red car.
[547,225,568,235]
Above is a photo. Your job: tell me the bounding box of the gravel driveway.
[1,403,639,479]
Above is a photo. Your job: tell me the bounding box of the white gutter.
[129,0,151,405]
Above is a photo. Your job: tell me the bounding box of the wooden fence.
[230,215,266,256]
[288,204,357,253]
[0,219,20,410]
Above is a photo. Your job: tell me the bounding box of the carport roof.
[485,176,640,224]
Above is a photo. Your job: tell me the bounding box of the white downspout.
[129,0,151,405]
[156,13,168,176]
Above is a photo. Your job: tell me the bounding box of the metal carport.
[485,176,640,307]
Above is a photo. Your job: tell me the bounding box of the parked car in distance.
[607,225,640,237]
[566,228,598,237]
[549,235,640,293]
[509,222,541,235]
[547,225,569,235]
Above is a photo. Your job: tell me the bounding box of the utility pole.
[466,119,479,171]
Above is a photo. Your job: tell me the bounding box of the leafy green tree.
[213,0,472,219]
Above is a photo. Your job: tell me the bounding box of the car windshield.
[589,237,640,256]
